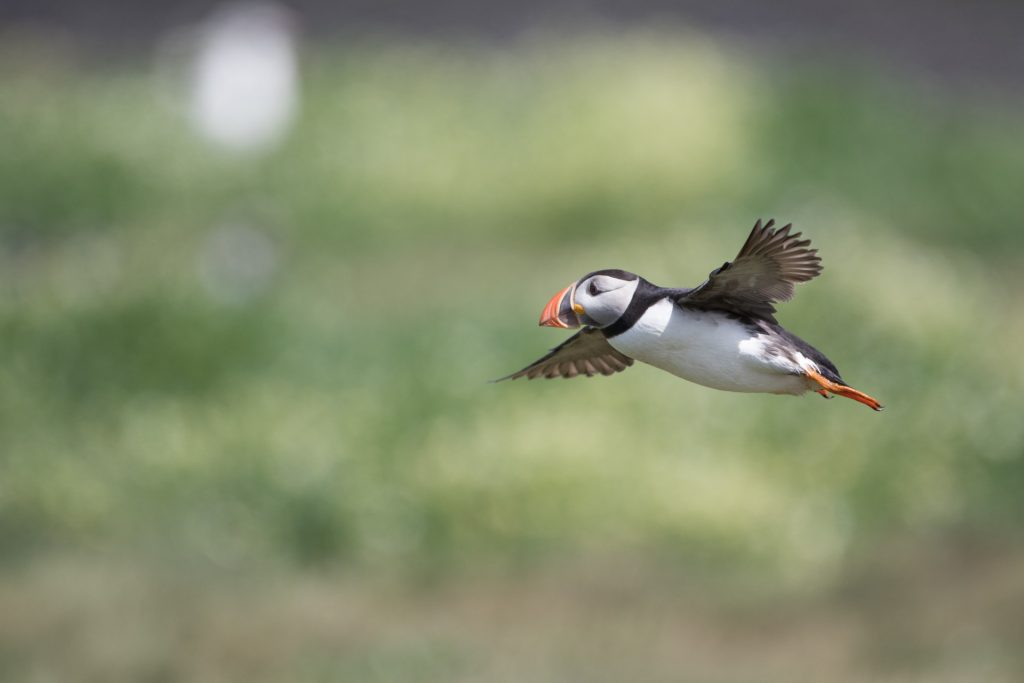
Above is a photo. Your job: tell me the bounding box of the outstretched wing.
[677,218,822,322]
[496,327,634,381]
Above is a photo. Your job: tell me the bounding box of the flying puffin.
[499,219,882,411]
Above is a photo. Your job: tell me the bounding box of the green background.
[2,28,1023,682]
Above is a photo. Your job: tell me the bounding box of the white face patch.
[573,275,639,327]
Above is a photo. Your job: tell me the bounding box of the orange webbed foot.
[805,368,883,411]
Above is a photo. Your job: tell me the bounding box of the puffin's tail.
[804,367,884,411]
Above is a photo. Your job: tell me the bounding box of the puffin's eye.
[588,281,599,296]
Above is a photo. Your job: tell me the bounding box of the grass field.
[2,29,1023,681]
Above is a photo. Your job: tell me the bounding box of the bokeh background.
[2,1,1024,680]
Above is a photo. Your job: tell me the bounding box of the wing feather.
[677,218,823,322]
[496,327,635,381]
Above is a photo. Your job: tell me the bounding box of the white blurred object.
[189,1,299,153]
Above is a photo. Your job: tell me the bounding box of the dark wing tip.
[490,371,521,383]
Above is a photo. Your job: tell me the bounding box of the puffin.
[499,219,882,411]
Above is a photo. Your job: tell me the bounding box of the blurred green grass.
[1,29,1024,681]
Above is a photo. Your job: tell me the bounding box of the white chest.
[606,299,807,395]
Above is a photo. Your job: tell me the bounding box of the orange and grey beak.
[539,282,582,328]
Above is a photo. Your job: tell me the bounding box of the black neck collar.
[601,279,668,338]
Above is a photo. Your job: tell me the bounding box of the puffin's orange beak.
[539,282,581,328]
